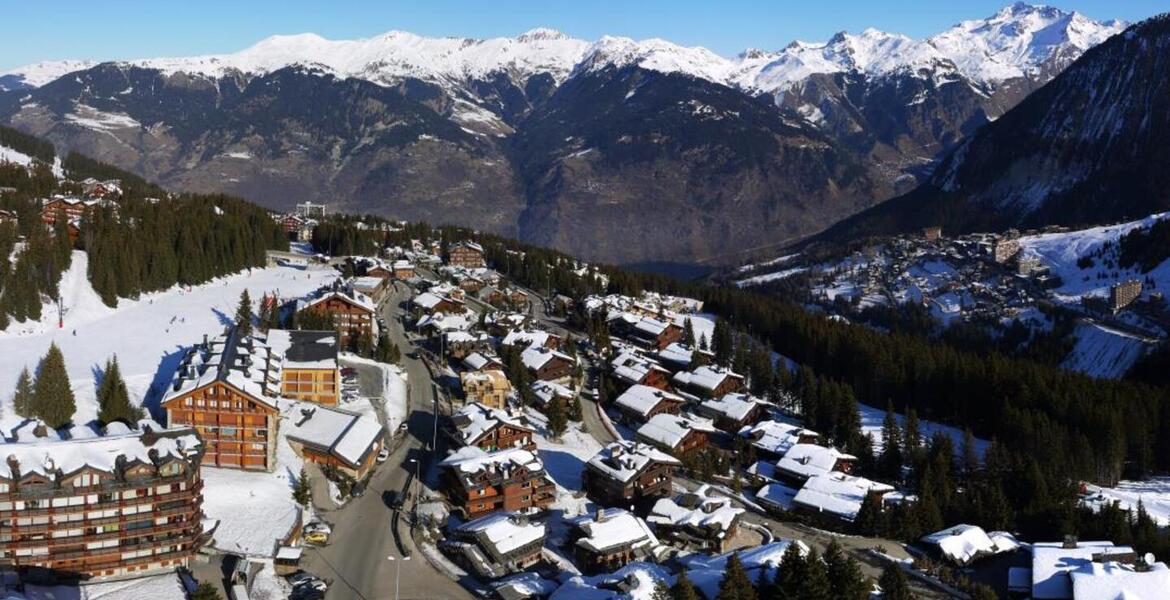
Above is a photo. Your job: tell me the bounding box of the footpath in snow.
[0,252,337,428]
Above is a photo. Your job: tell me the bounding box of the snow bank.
[340,353,409,431]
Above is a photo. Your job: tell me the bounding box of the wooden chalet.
[449,402,535,452]
[161,328,281,471]
[582,441,681,508]
[439,447,556,519]
[448,241,486,269]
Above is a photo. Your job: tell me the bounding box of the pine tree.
[32,343,75,428]
[671,568,702,600]
[879,402,904,482]
[716,553,757,600]
[235,289,253,337]
[774,542,807,598]
[683,317,696,347]
[190,582,223,600]
[712,318,734,367]
[12,366,34,418]
[824,540,869,600]
[878,565,913,600]
[97,356,140,425]
[293,467,312,506]
[547,396,568,438]
[798,549,832,600]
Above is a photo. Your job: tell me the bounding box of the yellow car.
[303,531,329,546]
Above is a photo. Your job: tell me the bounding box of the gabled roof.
[284,403,384,467]
[586,440,680,484]
[672,365,743,392]
[614,385,684,418]
[451,402,532,447]
[739,420,817,456]
[776,443,855,480]
[162,326,283,409]
[521,346,573,371]
[791,472,893,521]
[569,508,658,554]
[636,414,715,450]
[700,393,764,423]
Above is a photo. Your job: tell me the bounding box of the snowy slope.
[1,5,1124,96]
[0,59,97,89]
[1062,321,1153,379]
[1019,212,1170,302]
[0,252,338,428]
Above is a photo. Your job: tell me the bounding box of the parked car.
[304,521,332,536]
[377,448,390,463]
[303,530,329,546]
[285,570,320,588]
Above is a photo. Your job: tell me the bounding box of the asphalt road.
[300,280,473,600]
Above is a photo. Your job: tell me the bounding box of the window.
[184,398,192,407]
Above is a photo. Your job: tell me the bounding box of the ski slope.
[0,251,338,429]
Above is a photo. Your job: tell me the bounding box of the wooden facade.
[583,460,677,508]
[441,456,556,519]
[163,381,278,472]
[281,366,338,406]
[307,294,375,346]
[447,242,486,268]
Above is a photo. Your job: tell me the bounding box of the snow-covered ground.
[1062,321,1154,379]
[23,572,186,600]
[735,267,809,288]
[1082,478,1170,527]
[0,252,337,428]
[526,408,602,518]
[202,431,305,557]
[858,402,989,458]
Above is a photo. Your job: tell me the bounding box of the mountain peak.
[516,28,569,42]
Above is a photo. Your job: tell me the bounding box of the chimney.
[611,445,623,459]
[595,508,606,522]
[1063,535,1078,550]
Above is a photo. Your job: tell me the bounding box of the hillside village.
[2,134,1170,600]
[732,219,1170,381]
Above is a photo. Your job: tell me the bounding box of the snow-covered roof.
[755,483,799,512]
[162,326,283,409]
[284,402,384,467]
[501,328,554,349]
[671,365,742,392]
[610,351,668,385]
[613,385,684,418]
[451,402,532,446]
[0,423,201,480]
[921,524,1020,565]
[462,352,501,371]
[635,414,715,451]
[791,472,893,521]
[521,345,573,371]
[586,440,680,484]
[412,291,458,310]
[529,380,574,407]
[647,489,744,538]
[1032,541,1136,600]
[492,572,560,600]
[455,512,546,556]
[682,540,809,600]
[700,393,763,423]
[1069,560,1170,600]
[570,508,659,554]
[307,288,376,313]
[739,419,817,456]
[776,443,855,480]
[440,445,544,477]
[265,329,338,370]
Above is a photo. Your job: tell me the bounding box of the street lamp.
[407,458,420,529]
[387,554,411,600]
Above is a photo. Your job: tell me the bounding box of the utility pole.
[387,554,410,600]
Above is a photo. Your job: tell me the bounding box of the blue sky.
[1,1,1164,71]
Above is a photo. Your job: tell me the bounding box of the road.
[300,280,473,600]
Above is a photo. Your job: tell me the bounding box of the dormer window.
[73,473,100,488]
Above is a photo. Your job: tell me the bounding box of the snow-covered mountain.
[1,3,1123,96]
[0,4,1136,266]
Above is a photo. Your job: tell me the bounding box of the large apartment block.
[0,424,207,580]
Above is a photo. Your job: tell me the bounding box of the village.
[733,223,1170,380]
[0,188,1168,600]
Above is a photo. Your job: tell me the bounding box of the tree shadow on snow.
[537,449,586,491]
[142,345,190,421]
